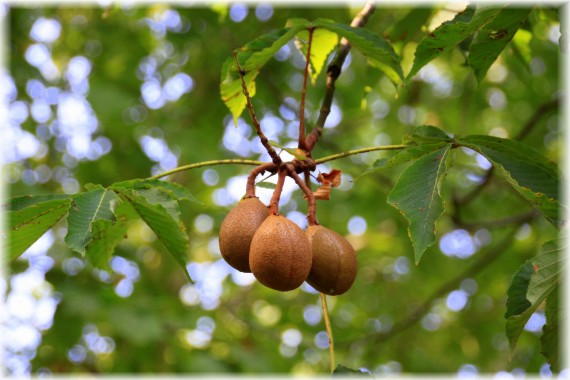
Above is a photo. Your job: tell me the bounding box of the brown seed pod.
[249,215,312,291]
[305,225,357,295]
[219,197,270,273]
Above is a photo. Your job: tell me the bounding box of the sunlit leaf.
[295,27,339,84]
[468,7,532,83]
[65,186,120,254]
[407,5,503,80]
[7,197,71,260]
[313,18,404,85]
[387,144,452,263]
[458,135,561,226]
[220,21,310,123]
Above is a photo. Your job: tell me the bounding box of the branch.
[314,145,406,165]
[148,159,264,180]
[452,209,539,231]
[234,52,282,166]
[305,1,376,152]
[298,27,315,152]
[515,98,559,140]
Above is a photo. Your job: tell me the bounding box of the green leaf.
[504,238,563,353]
[7,198,71,260]
[116,188,192,282]
[65,186,120,255]
[312,18,404,85]
[355,142,448,182]
[386,8,435,43]
[505,261,533,319]
[541,288,559,372]
[282,147,307,160]
[111,179,200,204]
[220,21,310,123]
[333,364,371,376]
[527,238,564,305]
[458,135,561,226]
[256,181,277,190]
[387,144,452,263]
[407,5,503,80]
[295,27,339,84]
[5,194,71,212]
[403,125,452,145]
[85,200,137,270]
[467,8,532,83]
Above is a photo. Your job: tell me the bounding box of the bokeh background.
[2,2,563,376]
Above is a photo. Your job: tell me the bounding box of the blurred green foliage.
[5,3,561,376]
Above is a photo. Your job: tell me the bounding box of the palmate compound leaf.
[505,237,563,361]
[407,5,503,80]
[467,7,532,84]
[387,144,452,263]
[458,135,561,226]
[6,195,72,260]
[115,187,192,282]
[65,185,120,254]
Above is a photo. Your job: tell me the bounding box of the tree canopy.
[2,3,564,377]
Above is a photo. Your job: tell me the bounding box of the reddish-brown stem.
[245,162,277,198]
[268,169,287,215]
[287,166,317,226]
[233,52,282,166]
[298,27,315,152]
[305,1,376,152]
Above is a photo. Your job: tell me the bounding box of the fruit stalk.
[287,167,317,226]
[246,162,277,197]
[268,169,287,214]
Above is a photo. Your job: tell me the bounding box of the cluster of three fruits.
[219,197,357,295]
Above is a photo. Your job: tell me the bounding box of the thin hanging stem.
[234,52,282,166]
[298,27,315,152]
[320,293,335,373]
